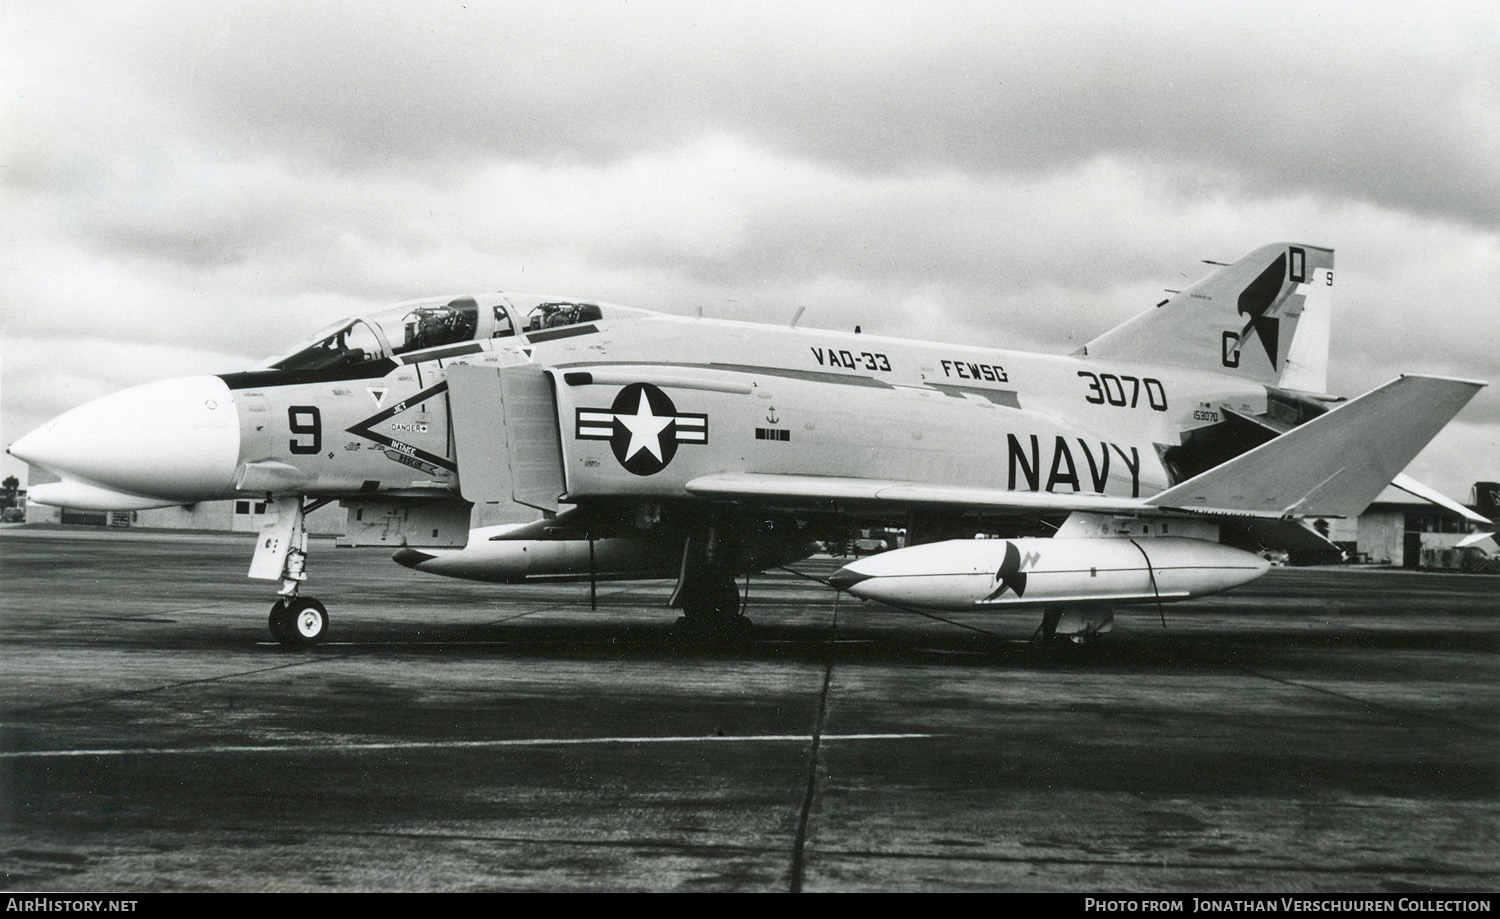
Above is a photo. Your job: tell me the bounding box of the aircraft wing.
[684,473,1147,514]
[1147,374,1485,519]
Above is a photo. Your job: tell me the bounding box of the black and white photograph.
[1,0,1497,897]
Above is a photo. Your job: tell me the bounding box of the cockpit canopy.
[258,293,638,372]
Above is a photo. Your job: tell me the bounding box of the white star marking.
[616,390,674,461]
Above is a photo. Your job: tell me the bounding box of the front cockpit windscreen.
[260,317,387,371]
[260,297,493,371]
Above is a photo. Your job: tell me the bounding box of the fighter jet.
[8,244,1490,645]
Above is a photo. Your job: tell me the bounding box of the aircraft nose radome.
[10,376,241,503]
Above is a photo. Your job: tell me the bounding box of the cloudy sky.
[2,0,1497,499]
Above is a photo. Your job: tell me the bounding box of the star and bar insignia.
[576,382,707,476]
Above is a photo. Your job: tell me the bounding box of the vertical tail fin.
[1081,243,1335,392]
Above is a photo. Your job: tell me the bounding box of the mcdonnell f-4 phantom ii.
[9,243,1492,646]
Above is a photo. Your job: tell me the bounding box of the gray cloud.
[3,1,1497,495]
[14,2,1492,223]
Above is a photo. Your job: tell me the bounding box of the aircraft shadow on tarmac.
[184,613,1500,670]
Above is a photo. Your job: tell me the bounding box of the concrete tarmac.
[1,527,1497,892]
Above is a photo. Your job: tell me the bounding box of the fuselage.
[13,304,1273,512]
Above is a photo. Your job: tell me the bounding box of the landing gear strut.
[250,496,335,647]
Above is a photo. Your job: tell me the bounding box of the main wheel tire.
[712,580,742,617]
[682,577,742,617]
[271,597,329,648]
[676,570,750,639]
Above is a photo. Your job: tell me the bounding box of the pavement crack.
[1233,665,1499,735]
[13,656,343,715]
[788,595,839,893]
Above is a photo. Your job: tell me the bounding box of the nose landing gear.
[250,496,335,647]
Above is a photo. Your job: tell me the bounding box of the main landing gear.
[674,578,751,638]
[251,496,335,648]
[670,524,751,639]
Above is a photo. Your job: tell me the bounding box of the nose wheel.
[269,597,329,647]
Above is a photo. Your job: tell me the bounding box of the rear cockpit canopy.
[258,293,644,371]
[503,293,652,333]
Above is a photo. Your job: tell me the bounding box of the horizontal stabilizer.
[1456,531,1496,549]
[1394,474,1497,550]
[1147,375,1485,518]
[1391,473,1492,526]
